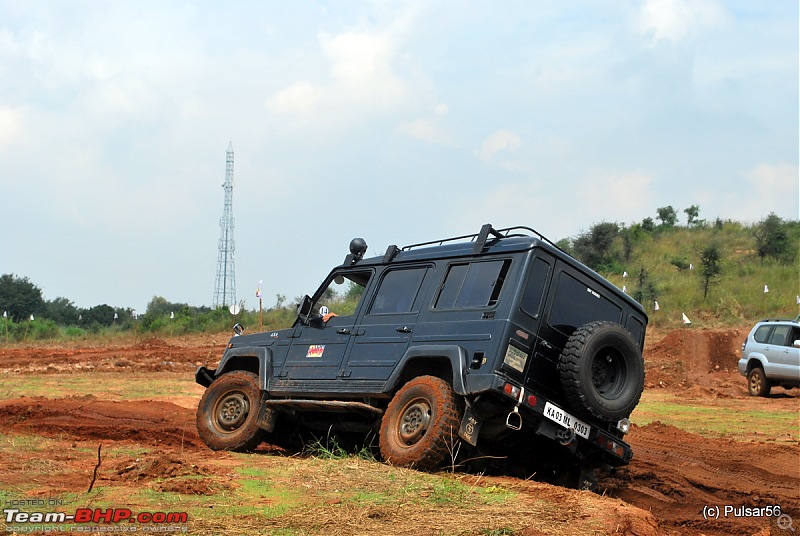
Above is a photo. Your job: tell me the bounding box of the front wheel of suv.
[379,375,463,471]
[747,367,771,397]
[196,370,265,452]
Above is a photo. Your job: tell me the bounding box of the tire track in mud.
[603,421,800,535]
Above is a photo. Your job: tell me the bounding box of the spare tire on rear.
[557,321,645,422]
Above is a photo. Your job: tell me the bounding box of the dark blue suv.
[195,224,647,488]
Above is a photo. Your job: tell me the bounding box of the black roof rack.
[401,223,563,254]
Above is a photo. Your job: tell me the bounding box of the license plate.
[543,401,591,439]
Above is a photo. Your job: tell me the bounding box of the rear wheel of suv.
[196,370,265,452]
[558,321,644,422]
[379,375,463,471]
[747,367,771,397]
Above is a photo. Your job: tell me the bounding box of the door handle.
[396,326,412,333]
[336,328,351,335]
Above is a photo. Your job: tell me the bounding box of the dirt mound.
[644,329,748,395]
[113,454,211,481]
[603,421,800,535]
[0,396,203,449]
[133,337,171,350]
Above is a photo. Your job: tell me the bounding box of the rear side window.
[521,257,551,318]
[435,260,510,309]
[548,271,621,334]
[753,325,772,344]
[369,268,427,315]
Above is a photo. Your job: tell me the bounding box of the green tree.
[45,297,80,325]
[641,217,655,232]
[753,213,790,262]
[684,205,704,227]
[632,267,658,307]
[79,304,117,327]
[699,244,722,300]
[0,274,45,321]
[145,296,188,316]
[572,222,620,271]
[656,206,678,228]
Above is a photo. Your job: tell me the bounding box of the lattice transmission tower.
[213,142,236,308]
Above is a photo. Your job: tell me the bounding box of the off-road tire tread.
[379,375,464,471]
[196,370,265,452]
[558,321,645,422]
[747,367,771,397]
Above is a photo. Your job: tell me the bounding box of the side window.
[753,325,772,344]
[435,260,511,309]
[769,325,792,346]
[368,268,427,315]
[521,257,551,318]
[548,271,621,335]
[315,270,372,318]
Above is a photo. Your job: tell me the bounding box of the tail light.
[597,434,626,458]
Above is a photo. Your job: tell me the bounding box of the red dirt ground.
[0,330,797,535]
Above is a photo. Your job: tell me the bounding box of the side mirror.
[297,295,313,324]
[233,323,245,336]
[793,340,800,349]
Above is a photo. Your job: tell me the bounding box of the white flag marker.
[654,301,660,311]
[764,285,769,293]
[682,312,691,324]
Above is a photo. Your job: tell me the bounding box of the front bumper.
[195,366,216,388]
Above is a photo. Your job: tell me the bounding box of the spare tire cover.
[557,321,645,421]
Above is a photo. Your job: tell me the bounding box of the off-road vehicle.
[195,224,647,488]
[738,318,800,396]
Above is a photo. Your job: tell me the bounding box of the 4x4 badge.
[306,345,325,358]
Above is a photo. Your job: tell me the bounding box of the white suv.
[738,319,800,396]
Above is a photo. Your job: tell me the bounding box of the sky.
[0,0,797,315]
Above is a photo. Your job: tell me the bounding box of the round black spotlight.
[349,237,368,260]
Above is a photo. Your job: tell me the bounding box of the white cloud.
[579,171,656,221]
[478,130,522,162]
[397,118,453,146]
[267,81,322,115]
[744,163,799,217]
[434,103,448,116]
[0,106,24,146]
[637,0,728,44]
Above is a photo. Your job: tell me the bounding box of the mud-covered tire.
[379,376,463,471]
[558,321,644,422]
[196,370,265,452]
[747,367,771,397]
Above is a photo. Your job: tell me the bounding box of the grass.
[632,390,800,442]
[0,371,203,401]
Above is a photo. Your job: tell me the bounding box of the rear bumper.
[486,375,633,466]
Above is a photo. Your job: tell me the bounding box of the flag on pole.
[654,301,660,311]
[170,312,174,319]
[2,311,6,318]
[682,312,691,325]
[764,285,769,293]
[796,295,800,305]
[622,285,627,293]
[113,312,118,320]
[689,263,694,270]
[623,271,628,278]
[30,314,34,321]
[256,287,262,299]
